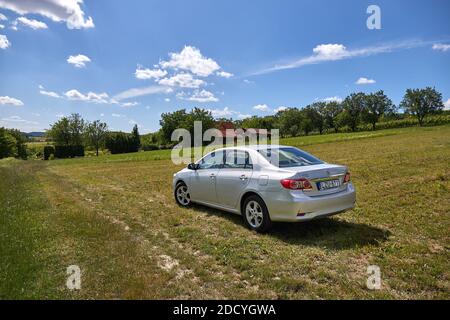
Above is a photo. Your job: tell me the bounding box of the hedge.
[43,145,55,160]
[54,145,84,158]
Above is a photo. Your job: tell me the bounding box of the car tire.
[174,182,191,207]
[242,195,272,232]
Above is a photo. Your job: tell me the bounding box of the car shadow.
[190,204,390,250]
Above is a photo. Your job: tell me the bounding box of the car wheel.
[243,195,272,232]
[174,182,191,207]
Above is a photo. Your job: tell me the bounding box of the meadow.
[1,125,449,299]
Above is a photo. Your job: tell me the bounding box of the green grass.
[1,125,449,299]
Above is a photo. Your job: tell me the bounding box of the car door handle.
[209,173,216,179]
[240,175,248,181]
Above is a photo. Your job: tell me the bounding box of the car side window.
[224,150,253,169]
[197,151,224,169]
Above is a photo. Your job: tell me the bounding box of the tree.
[130,124,141,152]
[68,113,85,145]
[85,120,108,156]
[362,90,395,130]
[48,113,85,146]
[323,101,343,133]
[342,93,366,132]
[305,103,326,134]
[277,108,303,137]
[299,109,314,135]
[0,127,27,159]
[400,87,444,126]
[160,109,188,144]
[48,117,71,145]
[0,127,17,159]
[159,108,214,145]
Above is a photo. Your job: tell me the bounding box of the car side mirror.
[187,163,199,170]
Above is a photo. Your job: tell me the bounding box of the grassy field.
[1,125,449,299]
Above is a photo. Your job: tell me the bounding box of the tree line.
[46,113,140,158]
[150,87,446,146]
[0,87,448,160]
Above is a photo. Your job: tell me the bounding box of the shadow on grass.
[191,204,390,250]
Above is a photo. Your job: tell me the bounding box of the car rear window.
[257,147,324,167]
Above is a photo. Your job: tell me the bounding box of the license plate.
[317,179,341,190]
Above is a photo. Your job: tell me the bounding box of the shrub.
[43,145,55,160]
[54,145,84,158]
[141,143,159,151]
[105,132,139,154]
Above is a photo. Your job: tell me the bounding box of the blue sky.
[0,0,449,133]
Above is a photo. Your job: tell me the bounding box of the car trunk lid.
[282,164,348,196]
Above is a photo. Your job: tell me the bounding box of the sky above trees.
[0,0,449,133]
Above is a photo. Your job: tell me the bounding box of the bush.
[0,127,27,159]
[105,132,139,154]
[54,145,84,158]
[43,145,55,160]
[141,143,159,151]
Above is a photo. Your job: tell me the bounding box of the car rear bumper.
[262,183,356,222]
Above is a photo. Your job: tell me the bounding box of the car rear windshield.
[258,147,324,167]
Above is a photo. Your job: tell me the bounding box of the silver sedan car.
[173,145,356,232]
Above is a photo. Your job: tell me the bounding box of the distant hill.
[25,132,46,138]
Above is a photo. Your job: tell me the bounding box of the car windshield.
[258,147,324,167]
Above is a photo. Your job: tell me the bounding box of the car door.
[216,149,253,209]
[189,150,224,204]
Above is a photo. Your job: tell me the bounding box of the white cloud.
[160,45,220,77]
[111,113,124,118]
[253,104,270,112]
[0,13,7,20]
[207,107,251,119]
[237,113,251,119]
[40,89,60,98]
[135,66,167,80]
[178,89,218,102]
[216,71,233,78]
[121,101,139,107]
[356,77,376,85]
[67,54,91,68]
[254,40,432,75]
[113,85,169,101]
[158,73,205,88]
[0,0,94,29]
[323,96,343,103]
[0,34,10,49]
[0,95,23,106]
[65,89,109,103]
[444,98,450,111]
[209,107,234,117]
[243,79,254,84]
[39,85,60,98]
[16,16,47,29]
[1,115,37,124]
[273,106,287,113]
[164,98,170,102]
[432,43,450,52]
[0,24,4,29]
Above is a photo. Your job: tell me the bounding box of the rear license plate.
[317,179,341,190]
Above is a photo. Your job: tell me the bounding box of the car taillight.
[280,178,313,190]
[343,172,351,183]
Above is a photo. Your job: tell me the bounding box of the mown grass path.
[1,125,449,299]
